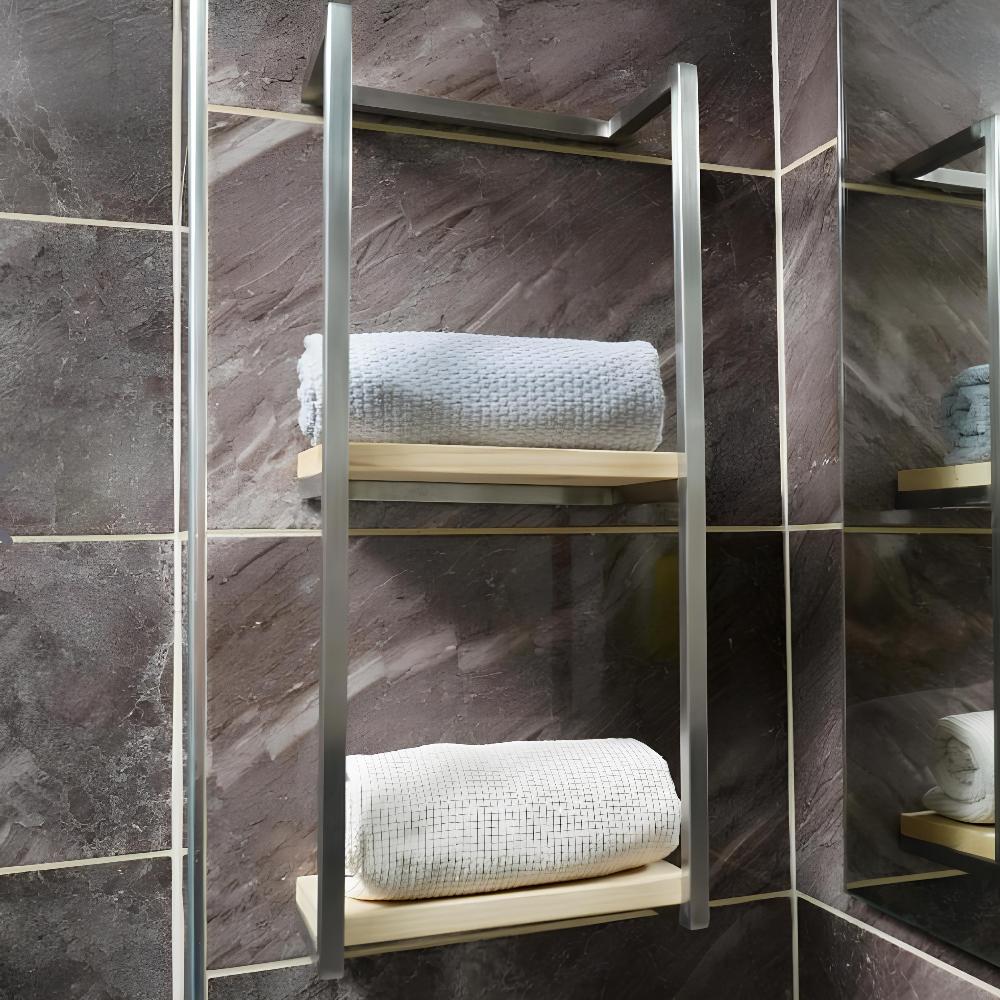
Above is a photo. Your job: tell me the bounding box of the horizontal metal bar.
[353,85,611,143]
[898,835,996,879]
[912,167,986,193]
[299,477,677,505]
[892,123,985,183]
[895,486,990,510]
[303,35,673,145]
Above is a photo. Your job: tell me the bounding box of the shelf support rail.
[984,114,1000,861]
[313,4,709,978]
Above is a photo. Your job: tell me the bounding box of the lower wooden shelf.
[297,442,682,502]
[296,861,683,954]
[896,461,990,509]
[900,811,996,862]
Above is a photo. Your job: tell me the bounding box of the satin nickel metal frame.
[890,116,1000,878]
[309,2,708,979]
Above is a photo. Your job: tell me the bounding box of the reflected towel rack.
[301,0,709,979]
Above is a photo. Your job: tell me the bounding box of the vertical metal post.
[317,0,352,980]
[671,62,709,930]
[186,0,209,996]
[982,114,1000,845]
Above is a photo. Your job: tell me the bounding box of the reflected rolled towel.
[923,710,995,824]
[941,364,991,465]
[297,331,666,451]
[345,738,681,901]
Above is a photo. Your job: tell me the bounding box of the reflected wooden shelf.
[899,811,996,873]
[296,860,683,956]
[297,442,683,505]
[896,461,990,509]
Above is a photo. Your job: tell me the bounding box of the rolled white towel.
[345,738,680,901]
[923,710,995,824]
[297,331,666,451]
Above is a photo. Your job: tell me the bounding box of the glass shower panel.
[842,0,1000,962]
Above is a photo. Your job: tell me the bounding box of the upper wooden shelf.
[900,810,996,864]
[296,860,682,956]
[896,461,990,509]
[297,442,682,500]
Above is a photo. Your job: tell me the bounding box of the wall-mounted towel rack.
[298,0,708,980]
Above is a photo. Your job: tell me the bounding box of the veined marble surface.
[0,543,173,867]
[0,222,174,535]
[0,0,172,223]
[208,0,774,169]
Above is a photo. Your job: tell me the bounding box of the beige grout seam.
[0,210,186,233]
[797,895,1000,998]
[844,180,982,209]
[780,138,838,176]
[170,0,185,997]
[845,869,965,890]
[768,3,800,996]
[0,849,176,877]
[8,522,848,543]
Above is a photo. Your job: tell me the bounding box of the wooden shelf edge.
[899,810,996,862]
[296,861,683,952]
[297,442,682,489]
[897,461,990,493]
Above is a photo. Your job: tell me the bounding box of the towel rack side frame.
[313,3,710,977]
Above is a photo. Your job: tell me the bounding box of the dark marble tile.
[791,530,845,906]
[798,897,995,1000]
[0,857,172,1000]
[844,533,991,881]
[206,532,787,966]
[843,190,985,521]
[783,149,842,525]
[0,0,172,223]
[777,0,838,165]
[208,898,791,1000]
[0,543,173,866]
[208,0,774,169]
[0,222,173,535]
[208,116,779,530]
[842,0,1000,185]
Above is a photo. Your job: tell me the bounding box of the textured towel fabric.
[941,365,991,465]
[923,710,995,824]
[297,331,666,451]
[344,738,681,901]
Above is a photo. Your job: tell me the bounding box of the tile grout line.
[170,0,185,997]
[8,522,848,543]
[0,849,178,877]
[780,137,838,176]
[844,180,983,210]
[768,4,800,997]
[0,210,187,232]
[797,894,1000,998]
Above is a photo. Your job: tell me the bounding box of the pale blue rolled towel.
[941,364,991,465]
[298,331,666,452]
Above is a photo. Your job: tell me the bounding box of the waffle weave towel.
[298,331,665,451]
[345,738,681,901]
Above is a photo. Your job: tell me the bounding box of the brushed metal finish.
[303,28,677,148]
[186,0,209,997]
[671,62,709,932]
[984,114,1000,862]
[316,0,353,981]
